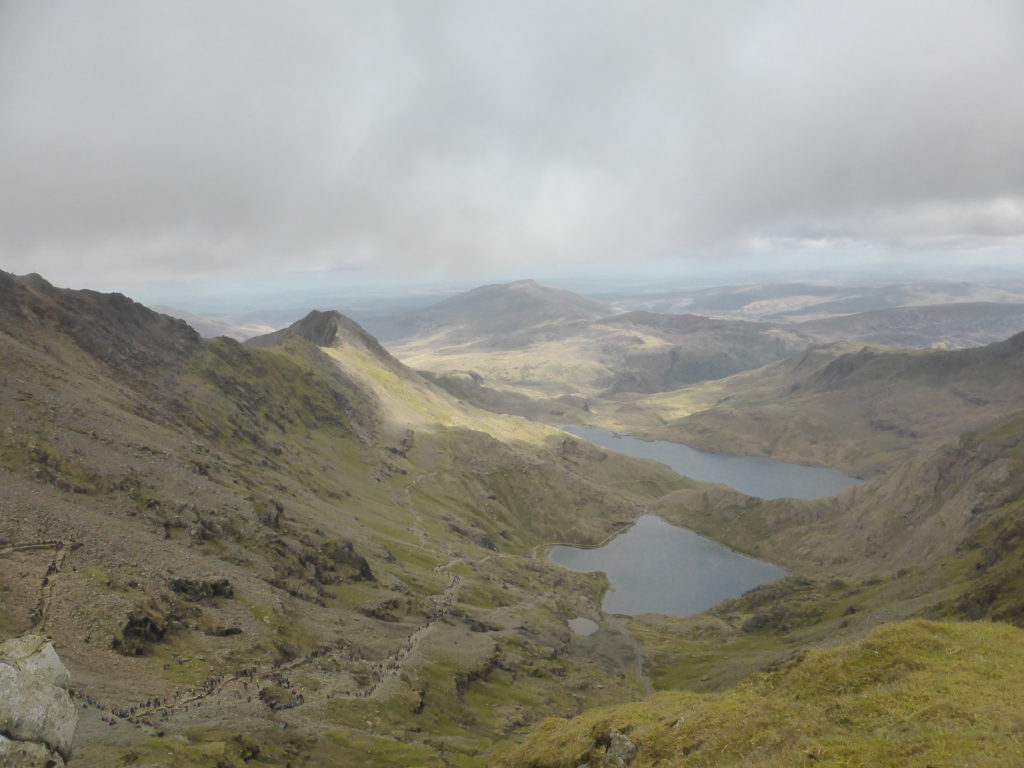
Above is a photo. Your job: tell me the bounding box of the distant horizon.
[9,253,1024,322]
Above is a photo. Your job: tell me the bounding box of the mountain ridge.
[0,270,690,766]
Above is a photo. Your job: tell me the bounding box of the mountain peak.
[246,308,408,372]
[0,269,200,372]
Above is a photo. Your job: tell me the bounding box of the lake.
[550,515,786,616]
[560,425,860,499]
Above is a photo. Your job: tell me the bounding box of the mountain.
[7,270,1024,767]
[373,278,613,348]
[384,280,812,398]
[495,391,1024,767]
[0,271,689,767]
[594,331,1024,478]
[795,301,1024,348]
[382,280,1024,411]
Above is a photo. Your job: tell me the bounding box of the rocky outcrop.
[169,576,234,601]
[599,728,637,767]
[0,635,77,766]
[320,539,374,583]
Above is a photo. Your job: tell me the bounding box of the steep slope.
[601,332,1024,477]
[0,272,690,767]
[491,411,1024,766]
[495,619,1024,768]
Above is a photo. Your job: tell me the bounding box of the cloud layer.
[2,0,1023,285]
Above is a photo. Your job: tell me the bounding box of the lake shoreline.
[560,424,861,500]
[549,514,787,617]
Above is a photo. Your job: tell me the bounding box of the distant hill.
[385,280,812,397]
[603,331,1024,477]
[600,279,1024,322]
[795,301,1024,348]
[374,278,613,348]
[380,279,1024,405]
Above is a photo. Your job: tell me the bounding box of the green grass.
[493,620,1024,767]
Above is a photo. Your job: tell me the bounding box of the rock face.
[0,635,77,766]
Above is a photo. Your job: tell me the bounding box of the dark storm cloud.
[1,0,1023,285]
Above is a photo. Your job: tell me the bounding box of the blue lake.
[560,425,860,499]
[550,515,786,616]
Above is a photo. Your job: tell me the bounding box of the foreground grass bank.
[493,619,1024,767]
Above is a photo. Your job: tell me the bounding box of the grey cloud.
[1,0,1023,287]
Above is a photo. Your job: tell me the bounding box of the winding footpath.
[3,479,654,728]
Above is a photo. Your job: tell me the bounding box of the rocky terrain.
[0,271,688,766]
[4,269,1024,767]
[0,634,77,767]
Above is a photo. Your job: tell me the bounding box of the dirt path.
[0,538,71,632]
[51,479,654,727]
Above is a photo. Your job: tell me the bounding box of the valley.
[2,270,1024,767]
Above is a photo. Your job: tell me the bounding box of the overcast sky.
[2,0,1023,292]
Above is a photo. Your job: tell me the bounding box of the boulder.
[601,727,637,767]
[0,635,77,763]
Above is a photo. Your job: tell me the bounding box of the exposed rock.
[111,605,170,655]
[0,636,77,764]
[205,625,243,637]
[319,539,374,583]
[359,598,401,622]
[601,727,637,767]
[169,577,234,601]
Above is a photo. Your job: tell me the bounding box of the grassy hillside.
[7,271,1024,767]
[374,279,612,348]
[588,333,1024,477]
[493,619,1024,768]
[388,282,811,398]
[0,272,691,767]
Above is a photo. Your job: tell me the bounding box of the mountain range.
[0,270,687,766]
[374,280,1024,407]
[3,270,1023,767]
